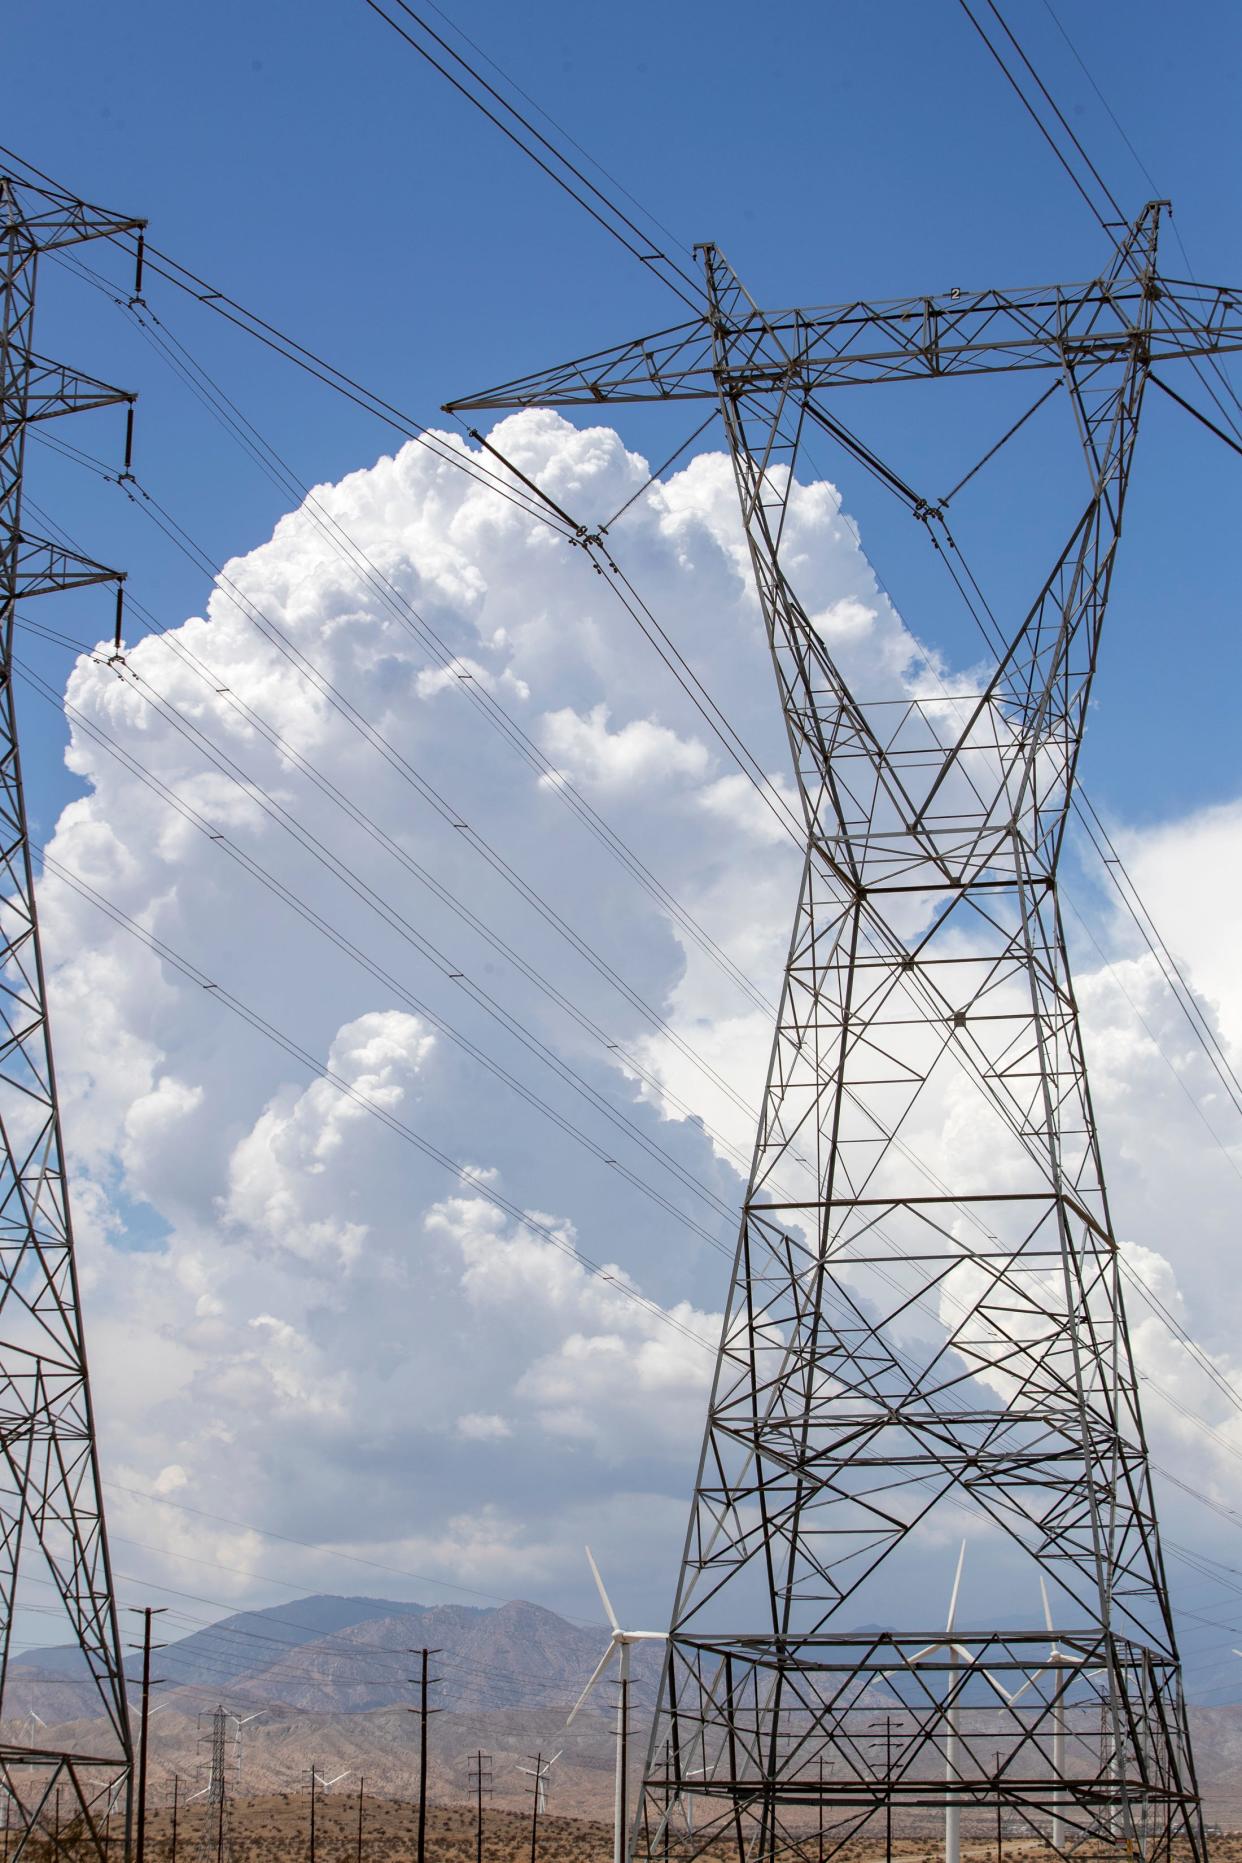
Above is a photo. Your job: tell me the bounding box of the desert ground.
[48,1798,1237,1863]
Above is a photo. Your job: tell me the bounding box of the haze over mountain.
[9,1593,664,1721]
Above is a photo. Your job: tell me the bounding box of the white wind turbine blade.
[585,1545,621,1633]
[1039,1575,1055,1639]
[1005,1668,1049,1708]
[945,1540,967,1634]
[565,1638,619,1726]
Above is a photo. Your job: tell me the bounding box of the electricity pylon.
[0,172,141,1853]
[450,204,1242,1861]
[192,1707,236,1863]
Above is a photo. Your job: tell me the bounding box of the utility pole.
[528,1752,542,1863]
[468,1751,492,1863]
[0,163,143,1863]
[885,1719,892,1863]
[171,1773,179,1863]
[407,1647,441,1863]
[662,1741,670,1863]
[129,1606,167,1863]
[355,1776,364,1863]
[308,1763,318,1863]
[816,1756,823,1863]
[448,199,1241,1863]
[996,1752,1003,1863]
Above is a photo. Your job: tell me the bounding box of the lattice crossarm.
[446,205,1240,415]
[10,535,121,602]
[0,176,142,256]
[23,356,132,425]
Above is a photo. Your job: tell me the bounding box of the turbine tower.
[450,205,1241,1861]
[0,171,140,1851]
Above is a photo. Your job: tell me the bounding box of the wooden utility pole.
[129,1606,167,1863]
[356,1776,365,1863]
[529,1752,542,1863]
[308,1763,318,1863]
[885,1718,893,1863]
[469,1751,492,1863]
[408,1648,441,1863]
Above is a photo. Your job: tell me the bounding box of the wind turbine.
[23,1708,45,1746]
[313,1769,351,1792]
[566,1547,667,1863]
[516,1750,561,1814]
[906,1542,972,1863]
[1038,1578,1070,1851]
[1001,1580,1072,1851]
[230,1710,264,1789]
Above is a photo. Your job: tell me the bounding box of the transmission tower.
[0,172,141,1852]
[450,205,1242,1861]
[193,1707,233,1863]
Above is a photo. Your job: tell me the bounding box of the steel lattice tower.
[451,206,1242,1861]
[194,1706,235,1863]
[0,173,140,1853]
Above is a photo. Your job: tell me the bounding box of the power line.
[351,0,704,311]
[43,259,782,1033]
[413,0,690,261]
[955,0,1123,233]
[36,842,717,1357]
[22,443,778,1122]
[46,544,1242,1439]
[954,0,1242,457]
[1036,0,1162,201]
[17,500,779,1186]
[35,137,1241,1173]
[41,232,1242,1438]
[16,658,741,1254]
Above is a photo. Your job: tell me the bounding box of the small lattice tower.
[0,171,141,1858]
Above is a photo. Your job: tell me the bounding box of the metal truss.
[0,172,142,1856]
[451,204,1242,1862]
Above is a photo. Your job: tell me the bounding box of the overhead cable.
[351,0,704,311]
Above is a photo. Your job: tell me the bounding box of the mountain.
[8,1592,660,1722]
[8,1595,1242,1827]
[10,1593,437,1691]
[4,1592,648,1824]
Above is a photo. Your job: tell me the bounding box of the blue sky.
[7,0,1242,1700]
